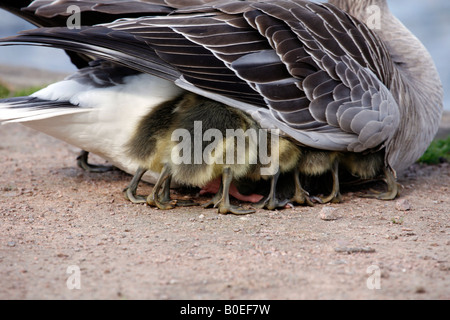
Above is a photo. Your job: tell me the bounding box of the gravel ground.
[0,122,449,300]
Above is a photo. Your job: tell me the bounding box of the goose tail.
[0,96,88,124]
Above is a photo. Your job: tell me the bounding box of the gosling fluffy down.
[125,93,309,213]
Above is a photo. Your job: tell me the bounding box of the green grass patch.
[0,85,44,99]
[10,86,43,98]
[0,83,10,99]
[418,136,450,164]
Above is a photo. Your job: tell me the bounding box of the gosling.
[123,93,315,214]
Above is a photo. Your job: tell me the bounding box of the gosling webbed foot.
[218,203,256,215]
[77,151,115,173]
[359,183,401,200]
[317,159,342,204]
[254,197,289,211]
[359,166,400,201]
[146,190,177,210]
[318,192,343,204]
[203,193,255,215]
[147,195,177,210]
[175,200,199,207]
[202,185,223,209]
[123,187,147,204]
[123,167,148,204]
[251,171,293,210]
[291,189,315,207]
[204,168,256,215]
[291,168,315,207]
[146,164,177,210]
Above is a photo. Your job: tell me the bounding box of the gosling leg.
[202,180,224,209]
[361,166,401,200]
[77,150,114,173]
[291,167,315,207]
[123,167,148,204]
[160,175,198,207]
[254,171,289,210]
[319,160,343,204]
[147,164,177,210]
[216,167,255,215]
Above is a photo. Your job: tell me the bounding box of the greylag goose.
[0,0,443,203]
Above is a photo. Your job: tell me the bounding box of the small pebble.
[396,199,411,211]
[415,286,426,294]
[320,207,338,221]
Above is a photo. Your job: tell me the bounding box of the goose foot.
[218,203,256,215]
[123,187,147,204]
[203,190,255,215]
[204,168,255,215]
[359,166,401,200]
[318,192,343,204]
[77,150,114,173]
[318,159,342,204]
[123,167,148,204]
[254,197,290,211]
[291,168,315,207]
[147,193,177,210]
[175,200,199,207]
[360,184,401,200]
[146,164,177,210]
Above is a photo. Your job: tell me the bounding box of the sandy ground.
[0,121,449,300]
[0,67,449,300]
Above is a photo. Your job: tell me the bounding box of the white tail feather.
[0,97,89,124]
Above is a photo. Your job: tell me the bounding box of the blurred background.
[0,0,448,109]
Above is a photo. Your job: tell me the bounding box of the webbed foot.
[146,164,177,210]
[218,203,256,215]
[292,168,315,207]
[123,187,147,204]
[359,166,401,200]
[175,200,199,207]
[77,151,114,173]
[254,197,290,210]
[147,193,177,210]
[123,167,148,204]
[205,168,255,215]
[318,159,342,204]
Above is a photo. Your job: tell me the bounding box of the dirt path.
[0,121,448,300]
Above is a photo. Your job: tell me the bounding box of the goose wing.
[0,0,400,153]
[1,0,174,26]
[0,0,176,68]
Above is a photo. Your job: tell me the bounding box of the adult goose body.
[0,0,443,199]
